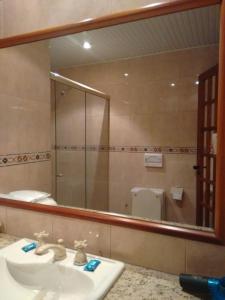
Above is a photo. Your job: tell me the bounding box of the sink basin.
[7,262,94,299]
[0,239,124,300]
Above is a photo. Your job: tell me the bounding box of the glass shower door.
[54,81,86,207]
[86,93,109,211]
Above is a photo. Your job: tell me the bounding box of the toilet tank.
[131,187,165,220]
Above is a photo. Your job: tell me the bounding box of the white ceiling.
[50,4,220,70]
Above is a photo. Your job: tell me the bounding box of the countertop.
[0,233,199,300]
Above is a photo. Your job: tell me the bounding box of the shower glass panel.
[86,93,109,211]
[53,81,86,207]
[52,79,109,210]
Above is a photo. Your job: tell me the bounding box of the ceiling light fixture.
[124,73,129,77]
[170,83,176,87]
[83,41,92,49]
[195,81,199,85]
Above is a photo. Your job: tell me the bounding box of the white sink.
[0,239,124,300]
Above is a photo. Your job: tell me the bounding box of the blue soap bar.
[84,259,101,272]
[22,242,37,253]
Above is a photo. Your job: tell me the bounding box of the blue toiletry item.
[180,273,225,300]
[84,259,101,272]
[22,242,37,253]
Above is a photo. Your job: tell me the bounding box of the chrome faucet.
[34,231,67,262]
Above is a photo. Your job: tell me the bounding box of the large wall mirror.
[0,0,224,243]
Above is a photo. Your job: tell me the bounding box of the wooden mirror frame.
[0,0,224,244]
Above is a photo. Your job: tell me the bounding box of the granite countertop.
[0,233,199,300]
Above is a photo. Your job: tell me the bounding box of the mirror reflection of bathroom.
[0,4,220,230]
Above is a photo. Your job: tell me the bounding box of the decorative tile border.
[109,145,197,154]
[55,145,197,154]
[0,151,51,167]
[55,145,85,151]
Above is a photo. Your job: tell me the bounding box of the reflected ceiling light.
[170,83,176,87]
[83,41,92,49]
[195,80,199,85]
[81,18,93,23]
[143,2,162,8]
[124,73,129,77]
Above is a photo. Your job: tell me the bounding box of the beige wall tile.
[0,165,28,194]
[0,1,3,38]
[24,161,52,194]
[0,95,51,153]
[110,115,132,145]
[0,162,52,195]
[110,0,161,13]
[2,0,111,37]
[111,225,186,274]
[6,208,53,240]
[0,40,52,195]
[0,42,50,101]
[0,41,51,154]
[186,240,225,277]
[166,188,196,225]
[52,216,110,257]
[0,206,6,232]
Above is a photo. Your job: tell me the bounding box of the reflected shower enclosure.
[51,73,110,210]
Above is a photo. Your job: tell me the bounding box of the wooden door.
[196,65,218,227]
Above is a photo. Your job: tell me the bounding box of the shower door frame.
[0,0,225,245]
[51,72,110,210]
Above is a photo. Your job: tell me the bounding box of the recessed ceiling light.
[170,83,176,87]
[195,81,199,85]
[83,41,92,49]
[124,73,129,77]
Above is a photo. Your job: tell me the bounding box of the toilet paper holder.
[171,187,184,201]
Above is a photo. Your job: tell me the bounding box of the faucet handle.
[34,230,49,246]
[74,240,88,266]
[74,240,88,250]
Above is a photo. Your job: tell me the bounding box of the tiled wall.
[1,205,225,277]
[1,0,159,38]
[0,0,3,38]
[59,45,218,225]
[0,41,52,194]
[1,0,224,277]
